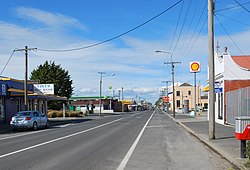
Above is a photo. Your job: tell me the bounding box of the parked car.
[10,110,49,130]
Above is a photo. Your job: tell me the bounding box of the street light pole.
[155,50,181,118]
[98,72,115,117]
[98,72,105,117]
[121,87,124,112]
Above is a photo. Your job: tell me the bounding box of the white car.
[10,110,49,130]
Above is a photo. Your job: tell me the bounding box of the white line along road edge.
[0,117,124,159]
[117,110,155,170]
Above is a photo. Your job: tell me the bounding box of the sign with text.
[34,84,54,95]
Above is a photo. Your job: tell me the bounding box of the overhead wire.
[215,12,250,27]
[182,1,207,58]
[214,14,244,54]
[175,16,207,78]
[38,0,183,53]
[233,0,250,14]
[216,1,250,12]
[168,0,184,52]
[177,0,198,55]
[0,50,16,76]
[172,0,193,55]
[162,0,184,82]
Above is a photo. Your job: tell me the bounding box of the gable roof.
[179,82,192,87]
[231,55,250,71]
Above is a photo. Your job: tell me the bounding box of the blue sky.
[0,0,250,103]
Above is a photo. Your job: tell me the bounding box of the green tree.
[30,61,73,110]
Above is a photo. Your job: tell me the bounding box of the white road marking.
[117,111,155,170]
[53,124,72,128]
[0,118,124,159]
[0,129,51,141]
[146,125,168,128]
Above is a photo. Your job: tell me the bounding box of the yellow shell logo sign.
[191,62,199,71]
[190,61,200,72]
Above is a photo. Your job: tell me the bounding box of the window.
[188,91,191,95]
[176,91,180,96]
[177,100,181,107]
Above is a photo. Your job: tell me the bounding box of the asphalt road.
[0,109,233,170]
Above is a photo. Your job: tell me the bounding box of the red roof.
[231,55,250,70]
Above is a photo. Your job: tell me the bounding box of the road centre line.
[0,117,124,159]
[117,110,155,170]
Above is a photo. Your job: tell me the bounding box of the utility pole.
[164,61,181,118]
[121,87,124,112]
[15,46,37,110]
[98,72,105,117]
[155,50,180,118]
[208,0,215,140]
[162,80,171,113]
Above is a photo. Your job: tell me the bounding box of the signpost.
[190,61,200,116]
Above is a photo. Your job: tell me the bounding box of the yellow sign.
[190,61,200,73]
[122,100,132,105]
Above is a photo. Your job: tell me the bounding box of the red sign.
[162,96,169,102]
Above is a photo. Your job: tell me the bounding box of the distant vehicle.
[10,110,49,130]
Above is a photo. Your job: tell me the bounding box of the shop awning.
[203,86,209,92]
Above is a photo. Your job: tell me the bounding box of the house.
[208,48,250,125]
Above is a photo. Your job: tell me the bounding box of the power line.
[38,0,183,53]
[0,50,16,76]
[175,16,207,77]
[233,0,250,14]
[168,0,184,52]
[177,0,199,54]
[172,0,193,54]
[216,1,250,12]
[215,12,250,27]
[215,14,244,54]
[181,1,207,58]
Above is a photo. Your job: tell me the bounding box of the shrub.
[47,110,85,118]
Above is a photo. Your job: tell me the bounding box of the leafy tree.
[155,98,162,107]
[30,61,73,110]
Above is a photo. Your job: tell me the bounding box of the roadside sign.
[162,96,169,102]
[190,61,200,73]
[108,85,112,91]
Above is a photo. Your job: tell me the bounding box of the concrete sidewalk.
[166,111,248,169]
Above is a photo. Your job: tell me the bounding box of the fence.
[226,86,250,125]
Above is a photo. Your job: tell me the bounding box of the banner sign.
[34,84,54,95]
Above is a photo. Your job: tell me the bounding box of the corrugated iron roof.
[231,55,250,70]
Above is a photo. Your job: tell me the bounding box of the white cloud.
[1,7,250,104]
[15,7,87,31]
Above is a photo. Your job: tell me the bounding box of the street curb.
[163,112,245,170]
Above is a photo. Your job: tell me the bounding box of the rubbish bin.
[235,116,250,158]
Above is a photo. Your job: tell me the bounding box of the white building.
[208,48,250,125]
